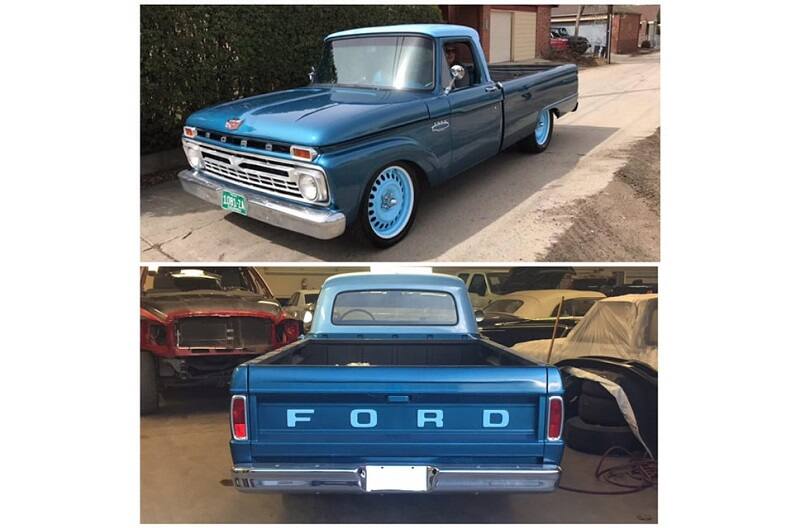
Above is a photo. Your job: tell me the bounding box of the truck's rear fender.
[319,129,447,223]
[500,64,578,148]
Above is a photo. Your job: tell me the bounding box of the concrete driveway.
[141,53,660,262]
[141,387,657,523]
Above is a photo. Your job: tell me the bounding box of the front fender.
[318,132,446,224]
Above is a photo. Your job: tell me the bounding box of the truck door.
[442,40,503,177]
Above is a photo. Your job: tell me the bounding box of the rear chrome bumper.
[231,463,561,493]
[178,169,346,240]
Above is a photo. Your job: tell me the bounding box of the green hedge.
[141,4,443,154]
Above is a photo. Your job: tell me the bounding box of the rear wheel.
[140,351,159,415]
[519,109,554,153]
[360,163,419,248]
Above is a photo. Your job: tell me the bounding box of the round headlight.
[298,173,320,201]
[184,144,203,169]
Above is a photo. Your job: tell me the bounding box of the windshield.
[317,36,435,90]
[484,299,523,315]
[332,290,458,325]
[144,267,268,295]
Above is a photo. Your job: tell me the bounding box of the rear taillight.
[231,395,247,440]
[547,396,563,441]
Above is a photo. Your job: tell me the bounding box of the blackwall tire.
[140,351,159,415]
[564,416,641,455]
[582,379,615,399]
[578,393,628,426]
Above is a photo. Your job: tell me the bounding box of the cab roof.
[322,272,466,290]
[326,24,478,40]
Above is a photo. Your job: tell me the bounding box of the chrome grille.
[185,139,326,204]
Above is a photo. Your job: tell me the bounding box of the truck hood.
[186,87,432,147]
[141,291,282,320]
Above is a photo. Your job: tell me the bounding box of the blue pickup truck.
[179,24,578,247]
[228,272,565,493]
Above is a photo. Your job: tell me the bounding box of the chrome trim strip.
[183,138,331,206]
[230,463,560,493]
[178,169,346,240]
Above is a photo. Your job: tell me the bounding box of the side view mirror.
[303,310,314,325]
[445,64,465,94]
[474,309,485,323]
[308,66,317,83]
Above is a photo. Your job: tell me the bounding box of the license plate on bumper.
[365,465,429,492]
[221,190,247,215]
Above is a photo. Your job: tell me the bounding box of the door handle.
[521,92,532,100]
[485,85,499,93]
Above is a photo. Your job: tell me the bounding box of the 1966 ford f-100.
[228,272,565,493]
[179,24,578,247]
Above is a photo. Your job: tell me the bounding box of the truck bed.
[491,62,579,149]
[250,337,534,367]
[488,63,567,82]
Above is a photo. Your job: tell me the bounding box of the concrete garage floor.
[141,53,660,263]
[141,388,657,523]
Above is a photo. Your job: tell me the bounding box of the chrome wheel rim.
[367,166,414,239]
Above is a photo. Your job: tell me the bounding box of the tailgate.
[239,366,556,463]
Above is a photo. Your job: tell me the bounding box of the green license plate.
[221,190,247,215]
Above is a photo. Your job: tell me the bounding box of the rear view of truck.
[227,273,565,493]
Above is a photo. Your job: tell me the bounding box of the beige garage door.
[512,11,537,61]
[490,10,512,64]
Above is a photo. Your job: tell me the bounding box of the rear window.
[332,290,458,326]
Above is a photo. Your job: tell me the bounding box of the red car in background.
[140,266,302,414]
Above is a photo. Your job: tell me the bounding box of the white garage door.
[490,10,512,64]
[512,11,537,61]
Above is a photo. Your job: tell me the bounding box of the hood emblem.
[225,118,243,130]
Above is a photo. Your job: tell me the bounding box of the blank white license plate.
[364,465,429,492]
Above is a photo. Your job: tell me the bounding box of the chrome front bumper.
[231,463,561,494]
[178,169,346,240]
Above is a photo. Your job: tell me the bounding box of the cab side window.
[442,40,482,89]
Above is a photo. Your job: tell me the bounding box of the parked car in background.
[549,29,570,52]
[455,269,509,309]
[178,24,578,247]
[512,294,658,368]
[493,267,577,295]
[140,267,302,414]
[550,27,590,55]
[282,289,320,321]
[228,272,565,494]
[478,290,606,347]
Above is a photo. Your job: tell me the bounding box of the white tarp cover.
[512,294,658,369]
[561,366,653,458]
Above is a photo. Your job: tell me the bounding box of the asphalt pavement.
[140,53,660,262]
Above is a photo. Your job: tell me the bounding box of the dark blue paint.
[184,25,578,227]
[230,273,565,469]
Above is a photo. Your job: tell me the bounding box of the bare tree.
[574,5,585,36]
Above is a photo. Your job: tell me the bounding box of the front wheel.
[520,109,554,154]
[360,164,419,248]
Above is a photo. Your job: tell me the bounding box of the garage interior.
[141,265,657,523]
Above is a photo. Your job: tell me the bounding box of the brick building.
[439,5,552,63]
[551,5,660,54]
